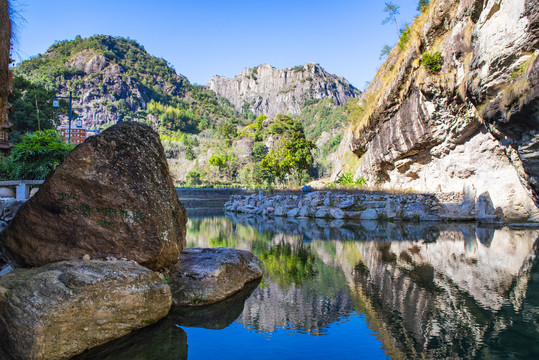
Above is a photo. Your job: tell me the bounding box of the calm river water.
[78,210,539,360]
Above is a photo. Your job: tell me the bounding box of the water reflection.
[187,213,539,359]
[171,279,261,330]
[73,318,188,360]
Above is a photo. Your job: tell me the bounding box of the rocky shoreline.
[225,190,536,223]
[0,123,263,360]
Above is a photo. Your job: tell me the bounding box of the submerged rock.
[170,248,262,306]
[1,122,187,271]
[0,260,172,360]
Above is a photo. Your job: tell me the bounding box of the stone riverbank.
[224,190,527,223]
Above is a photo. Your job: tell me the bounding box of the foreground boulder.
[0,260,172,360]
[1,122,187,270]
[170,248,262,306]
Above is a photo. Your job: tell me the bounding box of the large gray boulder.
[1,122,187,271]
[170,248,262,306]
[0,260,172,360]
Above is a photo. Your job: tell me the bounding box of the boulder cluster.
[0,123,262,360]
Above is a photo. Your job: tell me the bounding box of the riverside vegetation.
[9,35,358,189]
[5,0,538,221]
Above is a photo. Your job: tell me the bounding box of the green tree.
[252,142,268,162]
[185,170,202,186]
[380,45,392,59]
[8,76,69,144]
[260,116,315,186]
[216,121,237,140]
[281,132,316,186]
[0,130,74,180]
[417,0,430,13]
[382,2,400,37]
[269,114,302,135]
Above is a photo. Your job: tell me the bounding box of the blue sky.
[11,0,420,89]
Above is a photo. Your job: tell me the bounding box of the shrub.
[417,0,430,13]
[0,130,74,180]
[185,170,202,186]
[335,172,367,187]
[421,51,443,73]
[252,142,268,162]
[398,25,411,50]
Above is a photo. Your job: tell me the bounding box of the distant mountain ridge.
[208,63,360,118]
[15,36,359,133]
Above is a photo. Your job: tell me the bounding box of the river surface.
[79,210,539,360]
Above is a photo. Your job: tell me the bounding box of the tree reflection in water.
[187,213,539,359]
[84,214,538,359]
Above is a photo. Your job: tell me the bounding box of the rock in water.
[1,122,187,270]
[170,248,262,306]
[0,260,172,360]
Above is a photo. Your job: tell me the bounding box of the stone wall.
[225,190,507,222]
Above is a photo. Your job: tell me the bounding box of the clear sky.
[10,0,420,89]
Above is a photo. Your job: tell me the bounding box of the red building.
[59,121,87,144]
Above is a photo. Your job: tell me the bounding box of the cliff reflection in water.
[187,214,539,359]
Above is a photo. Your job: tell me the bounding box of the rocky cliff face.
[334,0,539,220]
[208,63,360,118]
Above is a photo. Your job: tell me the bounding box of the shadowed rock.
[170,278,260,329]
[170,248,262,306]
[73,318,187,360]
[1,122,187,270]
[0,260,172,360]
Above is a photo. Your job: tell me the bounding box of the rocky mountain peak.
[208,63,360,118]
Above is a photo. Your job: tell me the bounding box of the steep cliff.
[208,63,360,118]
[334,0,539,220]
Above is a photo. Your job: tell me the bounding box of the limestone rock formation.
[1,122,187,270]
[208,63,360,118]
[333,0,539,220]
[170,248,262,306]
[0,260,172,360]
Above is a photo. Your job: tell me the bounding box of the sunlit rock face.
[334,0,539,219]
[208,63,359,118]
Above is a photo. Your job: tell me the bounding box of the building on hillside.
[59,120,88,144]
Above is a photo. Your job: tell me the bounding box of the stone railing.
[0,180,44,200]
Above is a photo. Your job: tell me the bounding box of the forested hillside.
[12,35,358,186]
[15,35,243,132]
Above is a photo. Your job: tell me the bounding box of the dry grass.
[349,1,438,135]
